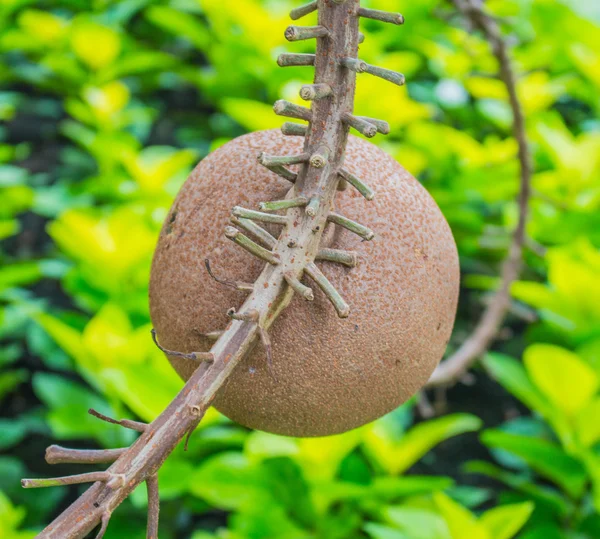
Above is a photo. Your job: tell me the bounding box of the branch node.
[300,83,333,101]
[106,474,126,490]
[310,145,330,168]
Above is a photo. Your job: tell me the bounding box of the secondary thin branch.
[427,0,532,387]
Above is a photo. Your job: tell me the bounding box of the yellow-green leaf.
[71,20,121,70]
[433,492,489,539]
[479,502,534,539]
[524,344,598,416]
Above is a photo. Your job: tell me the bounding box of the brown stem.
[426,0,531,387]
[31,2,367,537]
[146,475,159,539]
[45,446,126,465]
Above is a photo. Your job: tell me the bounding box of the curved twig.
[427,0,531,387]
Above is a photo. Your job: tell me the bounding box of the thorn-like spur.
[284,272,314,301]
[258,151,309,167]
[290,0,317,20]
[151,329,215,364]
[225,226,280,265]
[227,307,260,322]
[306,196,320,217]
[355,116,390,135]
[277,53,316,67]
[305,263,350,318]
[273,100,312,121]
[45,445,126,465]
[338,168,375,200]
[203,330,225,341]
[281,122,308,136]
[341,58,405,86]
[232,206,288,225]
[88,408,147,432]
[259,161,298,183]
[328,212,375,241]
[205,258,254,292]
[259,197,308,212]
[22,471,125,490]
[300,83,333,101]
[358,7,405,25]
[359,32,366,44]
[316,248,358,267]
[285,25,329,41]
[230,216,276,249]
[342,112,377,138]
[96,511,112,539]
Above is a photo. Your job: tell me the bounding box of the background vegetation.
[1,0,599,537]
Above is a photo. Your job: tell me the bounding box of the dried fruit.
[149,130,459,436]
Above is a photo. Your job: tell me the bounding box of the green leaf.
[364,523,409,539]
[483,354,573,447]
[383,505,451,539]
[575,397,600,447]
[0,369,28,401]
[363,414,482,475]
[70,20,121,70]
[244,431,299,463]
[189,452,267,510]
[371,476,454,500]
[32,372,130,447]
[524,344,598,416]
[220,98,283,132]
[0,262,43,292]
[433,492,489,539]
[0,219,19,240]
[479,502,534,539]
[483,353,552,416]
[145,6,210,49]
[481,430,587,498]
[33,313,92,373]
[464,461,571,517]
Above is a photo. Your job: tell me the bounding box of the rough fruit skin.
[149,129,459,437]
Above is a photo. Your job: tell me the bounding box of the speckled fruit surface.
[149,129,459,437]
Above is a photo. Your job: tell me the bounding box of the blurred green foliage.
[1,0,599,537]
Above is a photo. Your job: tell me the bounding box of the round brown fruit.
[149,129,459,437]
